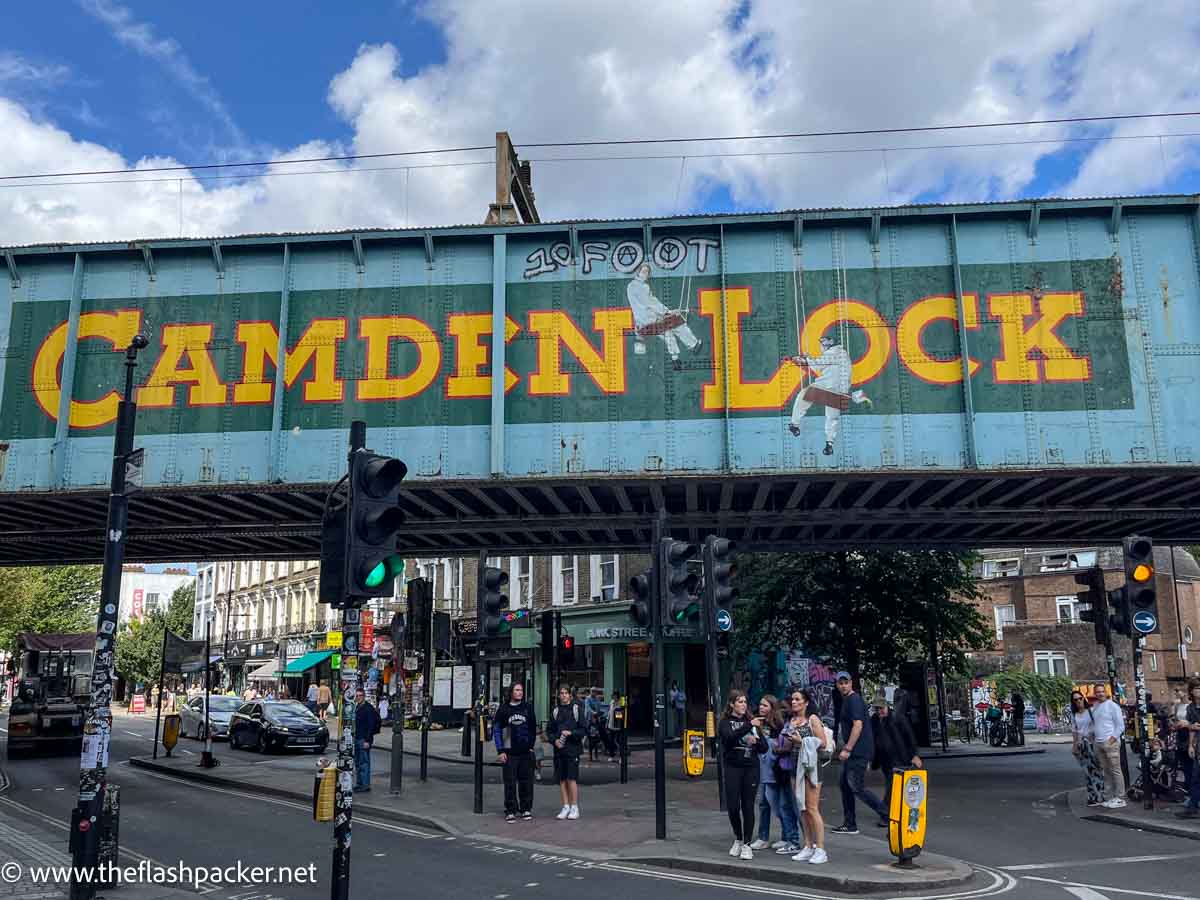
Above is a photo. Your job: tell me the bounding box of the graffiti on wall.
[731,649,838,725]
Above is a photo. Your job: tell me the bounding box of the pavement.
[129,746,974,894]
[1065,786,1200,841]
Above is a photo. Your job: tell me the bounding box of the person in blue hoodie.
[493,681,538,822]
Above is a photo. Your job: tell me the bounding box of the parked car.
[229,700,328,753]
[178,695,241,741]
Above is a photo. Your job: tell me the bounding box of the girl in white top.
[1070,690,1105,806]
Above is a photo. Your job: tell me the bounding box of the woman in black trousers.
[719,690,767,860]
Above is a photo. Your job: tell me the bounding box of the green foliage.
[114,583,196,691]
[0,566,101,651]
[993,669,1074,716]
[734,549,994,684]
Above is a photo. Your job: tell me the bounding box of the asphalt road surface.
[2,712,1196,900]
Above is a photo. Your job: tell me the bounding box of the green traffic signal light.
[364,554,404,589]
[364,561,387,588]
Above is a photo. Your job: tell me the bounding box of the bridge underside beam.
[1,466,1198,564]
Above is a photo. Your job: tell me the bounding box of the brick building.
[972,546,1200,698]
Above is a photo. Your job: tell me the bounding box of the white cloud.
[0,52,71,85]
[1,1,1198,245]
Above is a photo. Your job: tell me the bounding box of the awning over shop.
[247,659,279,681]
[284,650,334,674]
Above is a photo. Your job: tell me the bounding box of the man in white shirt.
[626,264,700,368]
[1091,683,1127,808]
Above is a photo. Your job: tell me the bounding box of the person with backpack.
[547,684,586,820]
[493,681,537,822]
[353,687,382,792]
[833,672,885,834]
[719,690,767,860]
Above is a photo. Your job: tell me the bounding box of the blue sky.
[0,1,1197,244]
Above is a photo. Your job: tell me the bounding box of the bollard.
[390,717,403,794]
[461,711,472,757]
[887,767,928,868]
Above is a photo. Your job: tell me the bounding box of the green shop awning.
[284,650,334,674]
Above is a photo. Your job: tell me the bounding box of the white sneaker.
[776,843,799,855]
[809,848,828,865]
[729,840,743,857]
[770,840,787,849]
[556,805,571,820]
[567,805,580,820]
[1105,798,1127,809]
[748,840,770,850]
[740,845,753,861]
[792,846,815,862]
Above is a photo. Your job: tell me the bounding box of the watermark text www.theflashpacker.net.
[0,859,317,890]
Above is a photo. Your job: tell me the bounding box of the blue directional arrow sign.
[716,609,733,632]
[1132,610,1157,635]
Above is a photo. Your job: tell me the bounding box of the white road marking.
[1022,877,1198,900]
[53,787,64,792]
[124,730,142,736]
[0,726,8,733]
[1063,887,1111,900]
[1005,852,1200,871]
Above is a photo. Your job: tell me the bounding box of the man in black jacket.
[493,682,538,822]
[546,684,586,820]
[354,687,382,792]
[870,692,921,824]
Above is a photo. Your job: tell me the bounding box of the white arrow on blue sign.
[716,609,733,632]
[1132,610,1157,634]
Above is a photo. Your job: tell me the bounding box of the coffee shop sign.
[586,625,698,641]
[523,236,720,279]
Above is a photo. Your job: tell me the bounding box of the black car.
[229,700,328,753]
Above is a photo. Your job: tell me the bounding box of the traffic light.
[540,612,555,659]
[702,536,737,641]
[1122,535,1159,636]
[346,451,407,600]
[557,633,575,667]
[406,577,432,653]
[628,570,653,628]
[318,504,347,606]
[477,565,510,639]
[1073,566,1110,646]
[659,539,699,627]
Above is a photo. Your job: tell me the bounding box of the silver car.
[178,695,241,741]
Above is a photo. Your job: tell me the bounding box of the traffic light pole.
[70,335,147,900]
[652,512,667,841]
[420,586,433,782]
[474,549,487,815]
[701,537,725,812]
[329,421,366,900]
[1132,635,1153,811]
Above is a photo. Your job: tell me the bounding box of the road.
[2,711,1196,900]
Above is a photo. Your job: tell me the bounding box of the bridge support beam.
[490,234,507,476]
[950,216,979,469]
[52,253,85,488]
[268,244,292,482]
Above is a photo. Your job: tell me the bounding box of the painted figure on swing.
[626,263,701,369]
[786,334,872,456]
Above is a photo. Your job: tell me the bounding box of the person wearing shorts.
[547,684,586,820]
[784,688,829,865]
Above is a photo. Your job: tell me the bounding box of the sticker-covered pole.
[69,335,148,900]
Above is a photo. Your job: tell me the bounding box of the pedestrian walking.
[1070,690,1105,806]
[378,694,390,725]
[833,672,886,834]
[547,684,586,820]
[719,689,767,860]
[748,695,801,855]
[671,681,687,739]
[1091,683,1127,809]
[870,692,921,820]
[353,687,381,792]
[317,680,332,722]
[493,682,537,822]
[785,688,829,865]
[605,690,624,761]
[1176,680,1200,819]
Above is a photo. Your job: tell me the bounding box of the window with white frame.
[590,554,619,602]
[510,556,533,608]
[983,558,1020,579]
[1056,595,1080,624]
[553,555,579,605]
[1040,552,1071,572]
[1033,651,1069,676]
[994,604,1016,640]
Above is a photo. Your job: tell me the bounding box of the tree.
[0,566,101,651]
[734,549,994,686]
[165,583,195,638]
[114,583,198,692]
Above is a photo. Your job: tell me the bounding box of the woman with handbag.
[1071,690,1105,806]
[784,688,830,865]
[748,696,800,853]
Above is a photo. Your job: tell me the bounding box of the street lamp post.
[69,334,148,900]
